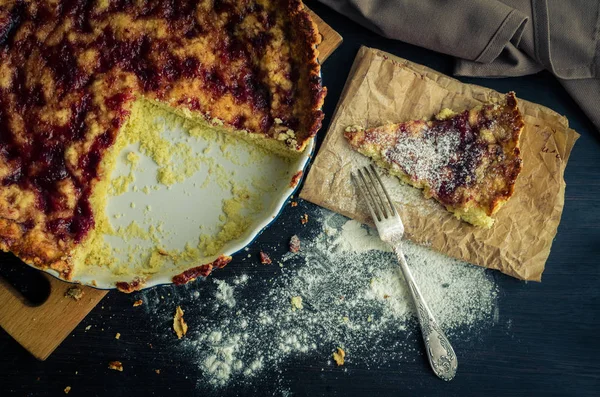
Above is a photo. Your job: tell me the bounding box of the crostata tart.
[0,0,325,279]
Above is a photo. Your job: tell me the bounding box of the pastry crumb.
[108,361,123,371]
[173,306,188,339]
[133,300,143,307]
[289,171,303,188]
[290,201,298,207]
[115,333,121,340]
[289,235,300,253]
[64,386,71,394]
[435,108,456,120]
[155,369,161,374]
[259,251,272,265]
[290,296,303,311]
[333,348,346,366]
[300,213,308,225]
[65,286,84,301]
[344,125,362,133]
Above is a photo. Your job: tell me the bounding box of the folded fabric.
[319,0,599,131]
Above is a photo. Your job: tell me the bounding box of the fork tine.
[358,168,385,221]
[363,166,389,219]
[351,172,379,222]
[352,171,382,222]
[369,164,397,216]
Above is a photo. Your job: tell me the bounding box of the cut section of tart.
[0,0,326,279]
[345,93,524,228]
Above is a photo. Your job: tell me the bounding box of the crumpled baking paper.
[300,46,579,281]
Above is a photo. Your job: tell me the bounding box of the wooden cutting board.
[0,9,342,361]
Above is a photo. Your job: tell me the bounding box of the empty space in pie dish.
[69,100,309,289]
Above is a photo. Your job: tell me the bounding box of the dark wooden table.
[1,2,599,396]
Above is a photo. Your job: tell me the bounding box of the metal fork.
[351,164,458,381]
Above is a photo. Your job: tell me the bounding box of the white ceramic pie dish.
[38,118,315,291]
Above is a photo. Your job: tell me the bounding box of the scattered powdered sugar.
[135,210,499,391]
[214,279,236,309]
[332,217,390,252]
[139,208,498,390]
[200,331,252,386]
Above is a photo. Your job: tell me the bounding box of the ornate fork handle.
[393,244,458,381]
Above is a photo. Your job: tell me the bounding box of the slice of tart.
[0,0,325,279]
[345,93,524,228]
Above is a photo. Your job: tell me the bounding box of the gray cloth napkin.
[319,0,599,131]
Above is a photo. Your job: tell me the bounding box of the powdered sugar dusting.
[138,208,498,391]
[143,210,496,388]
[384,126,461,191]
[214,279,236,308]
[314,127,443,221]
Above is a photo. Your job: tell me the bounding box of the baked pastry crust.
[0,0,325,278]
[345,93,524,228]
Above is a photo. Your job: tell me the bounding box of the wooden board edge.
[308,8,343,63]
[0,275,107,360]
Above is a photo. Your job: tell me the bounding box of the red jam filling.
[385,110,487,204]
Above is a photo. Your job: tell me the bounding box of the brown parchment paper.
[300,47,579,281]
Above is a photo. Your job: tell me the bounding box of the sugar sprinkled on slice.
[384,124,462,192]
